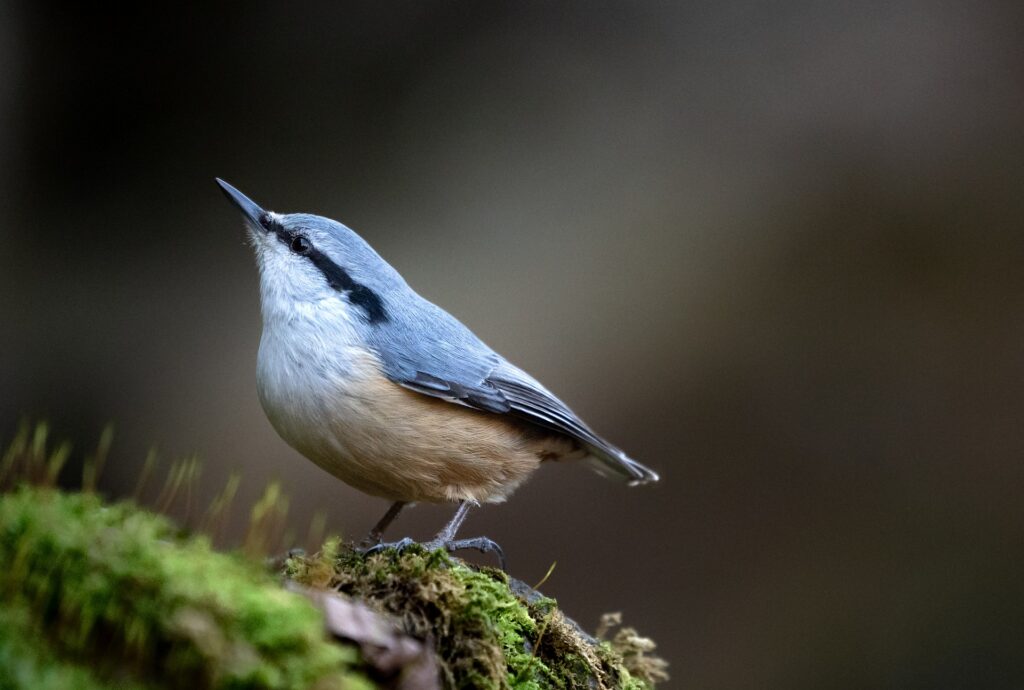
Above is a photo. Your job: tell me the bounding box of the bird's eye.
[290,235,312,254]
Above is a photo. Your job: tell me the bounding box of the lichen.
[286,541,668,689]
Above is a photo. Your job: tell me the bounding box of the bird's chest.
[255,324,465,501]
[255,313,381,461]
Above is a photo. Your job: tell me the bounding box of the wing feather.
[394,363,658,484]
[367,296,658,484]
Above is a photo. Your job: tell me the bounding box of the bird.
[216,178,658,568]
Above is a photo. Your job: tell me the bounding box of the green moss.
[0,424,667,689]
[0,599,153,690]
[0,487,372,690]
[287,542,668,689]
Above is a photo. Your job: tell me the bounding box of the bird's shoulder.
[367,291,506,406]
[366,292,596,439]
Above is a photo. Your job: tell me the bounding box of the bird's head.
[216,178,400,327]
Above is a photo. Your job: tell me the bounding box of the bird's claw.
[360,537,415,558]
[424,536,507,571]
[359,535,507,571]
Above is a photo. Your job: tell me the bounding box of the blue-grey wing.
[366,299,658,484]
[486,362,659,484]
[365,299,511,413]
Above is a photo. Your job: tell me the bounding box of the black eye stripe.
[305,249,389,324]
[266,223,388,324]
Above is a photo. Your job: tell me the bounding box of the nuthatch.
[216,179,658,567]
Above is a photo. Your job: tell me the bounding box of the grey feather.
[365,294,658,485]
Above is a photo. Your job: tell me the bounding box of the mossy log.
[0,425,667,689]
[287,541,665,689]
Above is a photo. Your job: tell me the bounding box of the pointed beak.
[215,178,267,228]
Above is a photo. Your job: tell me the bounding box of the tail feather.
[583,443,660,486]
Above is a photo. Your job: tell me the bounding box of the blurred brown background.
[2,1,1023,687]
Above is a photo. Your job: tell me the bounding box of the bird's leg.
[362,500,507,570]
[361,501,468,558]
[429,500,472,543]
[360,500,406,547]
[422,500,507,571]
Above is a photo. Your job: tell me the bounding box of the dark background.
[2,1,1023,687]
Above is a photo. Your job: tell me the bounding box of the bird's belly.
[257,346,550,503]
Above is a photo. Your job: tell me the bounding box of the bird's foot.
[359,537,415,558]
[422,536,507,571]
[359,536,507,571]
